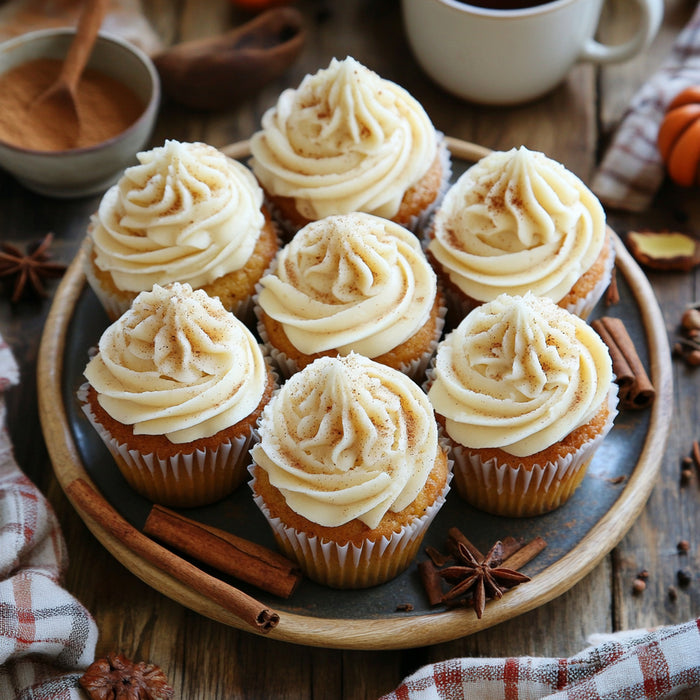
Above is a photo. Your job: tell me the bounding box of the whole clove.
[677,569,692,587]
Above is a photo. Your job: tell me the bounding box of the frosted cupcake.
[249,353,451,589]
[426,146,614,322]
[255,212,445,379]
[79,282,276,507]
[427,292,617,517]
[83,140,279,323]
[249,56,450,236]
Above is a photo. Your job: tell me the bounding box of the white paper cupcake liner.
[78,382,262,507]
[447,384,619,517]
[248,455,452,589]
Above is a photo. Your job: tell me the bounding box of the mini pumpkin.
[658,86,700,187]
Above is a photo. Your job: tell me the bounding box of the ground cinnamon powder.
[0,57,146,151]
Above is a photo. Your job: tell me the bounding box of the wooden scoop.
[153,7,306,111]
[29,0,109,148]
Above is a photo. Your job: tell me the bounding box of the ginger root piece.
[626,231,700,272]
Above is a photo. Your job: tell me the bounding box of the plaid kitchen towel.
[590,3,700,212]
[380,618,700,699]
[0,333,98,699]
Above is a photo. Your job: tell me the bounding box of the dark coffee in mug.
[460,0,556,9]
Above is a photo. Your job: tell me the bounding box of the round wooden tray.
[38,138,673,650]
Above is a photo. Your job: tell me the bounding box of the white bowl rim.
[0,27,161,157]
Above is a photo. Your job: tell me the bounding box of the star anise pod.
[439,541,531,619]
[0,232,66,303]
[79,652,174,700]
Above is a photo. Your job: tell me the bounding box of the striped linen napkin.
[591,3,700,212]
[0,333,98,700]
[381,618,700,699]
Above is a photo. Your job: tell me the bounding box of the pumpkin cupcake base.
[248,448,451,589]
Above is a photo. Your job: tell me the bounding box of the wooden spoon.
[153,7,306,111]
[29,0,109,148]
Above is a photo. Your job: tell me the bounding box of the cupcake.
[249,353,451,589]
[249,56,450,236]
[426,146,614,322]
[83,139,279,323]
[427,292,618,517]
[255,212,445,380]
[79,282,276,508]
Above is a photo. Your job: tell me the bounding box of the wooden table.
[2,1,699,697]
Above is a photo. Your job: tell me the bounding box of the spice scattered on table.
[677,569,692,587]
[79,652,174,700]
[0,233,66,302]
[673,303,700,367]
[677,539,690,554]
[632,569,649,595]
[632,577,647,594]
[680,455,694,486]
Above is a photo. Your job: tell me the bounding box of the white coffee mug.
[401,0,663,105]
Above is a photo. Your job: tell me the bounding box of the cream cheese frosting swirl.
[428,146,606,303]
[251,353,439,529]
[428,293,613,457]
[89,140,265,292]
[257,213,437,357]
[84,282,267,444]
[249,56,437,220]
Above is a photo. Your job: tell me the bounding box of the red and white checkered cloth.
[591,3,700,212]
[0,333,97,699]
[381,619,700,699]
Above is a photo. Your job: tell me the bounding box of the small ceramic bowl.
[0,28,160,198]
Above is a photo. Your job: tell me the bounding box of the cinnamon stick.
[499,536,525,561]
[604,267,620,306]
[65,478,280,634]
[143,504,301,599]
[591,316,655,409]
[447,527,483,561]
[425,545,450,567]
[418,559,444,606]
[501,537,547,571]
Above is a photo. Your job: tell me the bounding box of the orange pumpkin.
[658,86,700,187]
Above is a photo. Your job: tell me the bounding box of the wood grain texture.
[2,0,698,696]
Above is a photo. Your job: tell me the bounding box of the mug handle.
[578,0,663,64]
